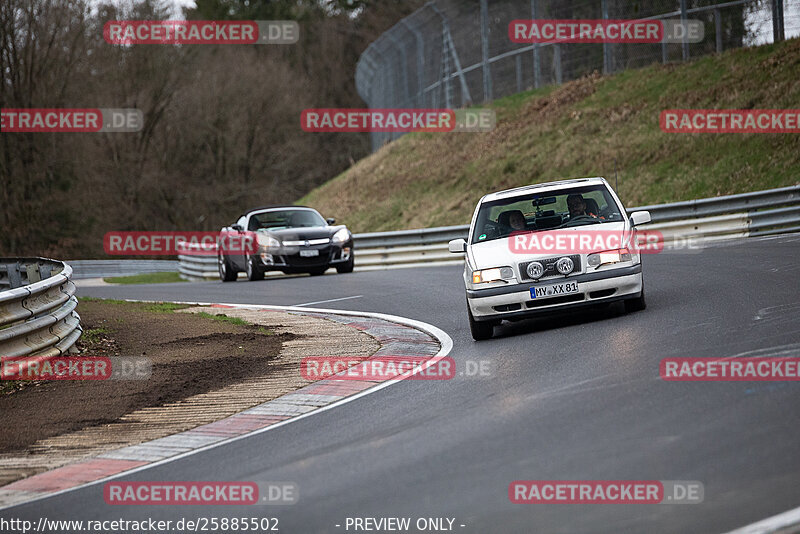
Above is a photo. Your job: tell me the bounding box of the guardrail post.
[7,262,22,288]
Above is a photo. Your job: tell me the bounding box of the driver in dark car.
[567,194,598,219]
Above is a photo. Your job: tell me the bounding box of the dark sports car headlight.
[332,228,351,244]
[257,234,281,248]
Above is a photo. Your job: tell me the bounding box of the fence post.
[602,0,610,74]
[772,0,785,43]
[430,2,472,107]
[680,0,689,60]
[379,57,390,147]
[531,0,541,88]
[441,26,453,109]
[400,20,426,107]
[387,34,410,106]
[715,9,723,53]
[480,0,492,102]
[516,54,523,93]
[554,44,562,85]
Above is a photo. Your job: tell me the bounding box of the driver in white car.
[567,193,598,219]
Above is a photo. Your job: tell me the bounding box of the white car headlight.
[472,266,514,284]
[332,228,351,244]
[257,234,281,248]
[587,248,631,267]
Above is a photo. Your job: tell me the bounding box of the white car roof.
[480,177,610,203]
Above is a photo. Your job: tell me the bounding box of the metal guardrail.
[178,248,227,282]
[67,259,179,280]
[0,258,82,378]
[176,184,800,280]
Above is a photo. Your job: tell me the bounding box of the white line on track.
[0,301,453,511]
[723,505,800,534]
[293,295,362,307]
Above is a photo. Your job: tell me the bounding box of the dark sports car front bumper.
[255,240,353,272]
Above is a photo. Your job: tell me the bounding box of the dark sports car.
[218,206,354,281]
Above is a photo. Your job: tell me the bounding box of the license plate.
[299,249,319,257]
[530,281,579,299]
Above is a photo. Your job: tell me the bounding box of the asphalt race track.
[4,235,800,533]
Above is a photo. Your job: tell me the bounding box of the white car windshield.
[249,210,326,231]
[471,185,624,244]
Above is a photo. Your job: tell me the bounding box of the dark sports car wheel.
[218,253,237,282]
[336,255,354,274]
[246,256,264,281]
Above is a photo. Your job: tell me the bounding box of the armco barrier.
[177,185,800,280]
[0,258,82,377]
[67,259,179,280]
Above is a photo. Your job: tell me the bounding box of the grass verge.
[104,272,185,284]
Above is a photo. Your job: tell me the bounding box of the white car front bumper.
[466,265,643,320]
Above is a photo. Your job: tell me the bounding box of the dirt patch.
[0,300,292,452]
[0,302,379,489]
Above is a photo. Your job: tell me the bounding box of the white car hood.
[468,221,628,270]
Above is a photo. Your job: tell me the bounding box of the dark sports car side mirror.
[326,218,336,225]
[231,224,244,232]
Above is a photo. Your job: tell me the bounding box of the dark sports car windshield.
[471,185,623,244]
[249,210,326,231]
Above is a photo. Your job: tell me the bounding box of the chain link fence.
[356,0,791,150]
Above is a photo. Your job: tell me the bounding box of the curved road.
[4,235,800,533]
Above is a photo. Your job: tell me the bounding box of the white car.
[449,177,651,340]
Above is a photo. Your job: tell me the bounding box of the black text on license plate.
[299,249,319,257]
[530,281,579,299]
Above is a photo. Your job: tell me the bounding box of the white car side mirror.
[630,210,651,226]
[448,238,467,253]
